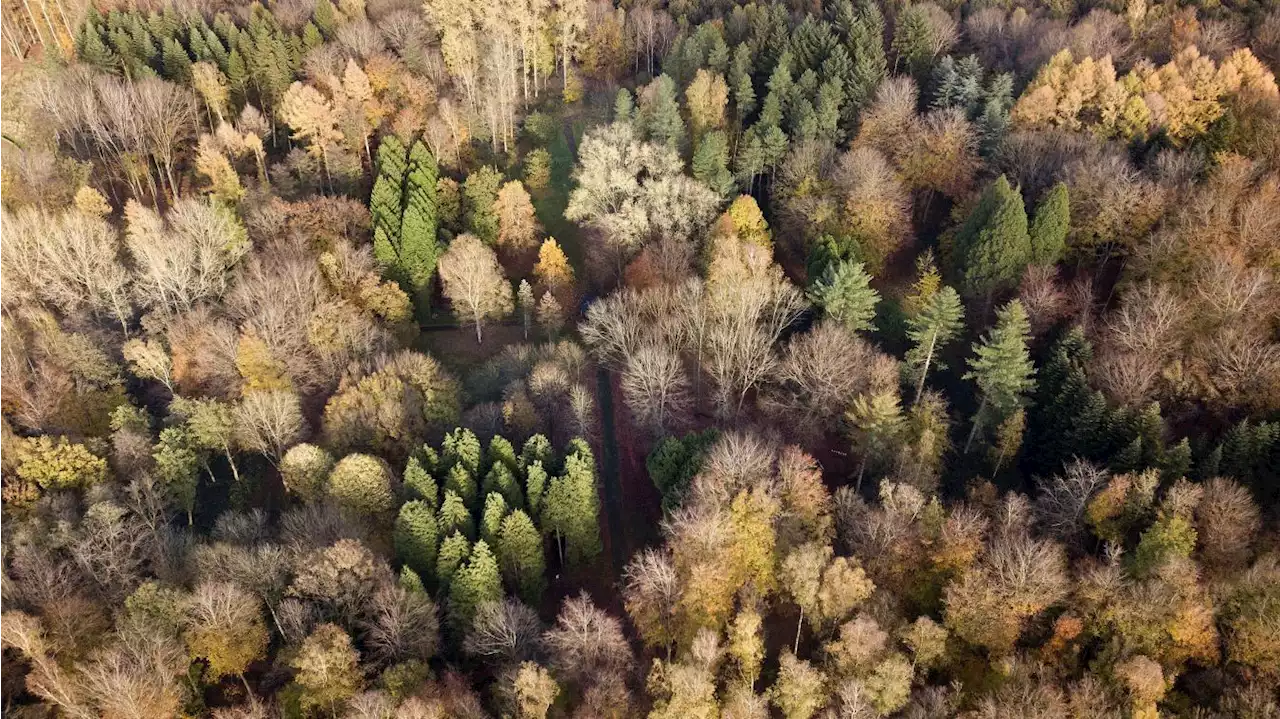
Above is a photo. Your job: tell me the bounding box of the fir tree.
[488,435,519,472]
[1025,327,1114,476]
[480,492,508,545]
[692,131,735,196]
[371,136,408,271]
[403,456,439,508]
[395,501,439,584]
[963,299,1036,453]
[729,43,756,124]
[436,531,471,590]
[438,489,476,540]
[448,539,503,629]
[844,0,887,112]
[162,37,192,82]
[520,434,554,470]
[955,175,1031,301]
[444,428,483,475]
[614,88,634,123]
[1029,182,1069,266]
[400,141,441,298]
[639,75,686,150]
[483,463,524,510]
[904,269,965,404]
[541,450,601,567]
[525,460,548,520]
[808,260,880,333]
[463,166,503,244]
[313,0,338,38]
[496,510,546,603]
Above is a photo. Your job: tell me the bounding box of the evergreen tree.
[904,275,965,404]
[371,136,408,271]
[395,501,439,584]
[488,435,519,472]
[1029,182,1069,266]
[301,22,323,51]
[400,141,441,303]
[436,531,471,591]
[1025,327,1113,476]
[541,450,601,567]
[483,463,524,510]
[496,510,546,603]
[955,175,1031,300]
[481,492,509,545]
[225,48,249,104]
[463,166,503,244]
[403,456,439,508]
[891,5,933,77]
[844,0,887,112]
[162,36,192,82]
[525,460,548,519]
[614,88,634,123]
[438,489,476,540]
[847,392,905,489]
[692,131,735,196]
[444,428,483,475]
[963,300,1036,453]
[807,260,880,333]
[448,539,503,629]
[313,0,338,38]
[729,43,756,124]
[639,75,686,150]
[520,434,554,471]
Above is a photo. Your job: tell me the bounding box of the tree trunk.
[224,445,241,483]
[964,397,986,455]
[913,330,938,405]
[793,605,804,653]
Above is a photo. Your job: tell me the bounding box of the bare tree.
[439,233,515,343]
[621,343,690,434]
[235,389,306,465]
[359,584,440,666]
[125,199,251,316]
[464,598,543,664]
[543,592,633,683]
[1033,459,1109,547]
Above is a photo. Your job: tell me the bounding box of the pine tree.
[395,501,439,584]
[463,167,503,244]
[692,130,735,196]
[807,260,880,333]
[525,460,548,519]
[729,43,756,124]
[955,175,1031,300]
[403,456,439,507]
[614,88,634,123]
[448,539,503,629]
[371,136,408,271]
[963,299,1036,453]
[1026,327,1113,476]
[481,492,509,545]
[436,531,471,591]
[1029,182,1069,266]
[438,488,476,540]
[400,141,442,305]
[496,510,546,603]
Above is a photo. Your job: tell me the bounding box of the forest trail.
[594,367,628,571]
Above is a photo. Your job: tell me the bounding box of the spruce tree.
[395,501,439,584]
[448,539,503,629]
[729,43,756,124]
[541,449,601,567]
[1029,182,1069,266]
[463,166,502,244]
[445,464,478,509]
[162,37,192,82]
[496,510,546,603]
[905,282,965,404]
[313,0,338,38]
[1025,328,1114,476]
[955,175,1031,301]
[963,299,1036,453]
[480,492,508,545]
[639,75,686,150]
[483,463,524,510]
[444,428,483,475]
[808,260,880,333]
[403,456,439,508]
[400,141,441,304]
[438,489,476,540]
[488,435,519,472]
[692,130,735,196]
[844,0,887,113]
[520,434,554,471]
[525,460,548,520]
[436,531,471,590]
[371,136,408,271]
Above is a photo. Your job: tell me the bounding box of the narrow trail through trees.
[594,367,628,571]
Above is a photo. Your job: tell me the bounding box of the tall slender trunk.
[793,605,804,653]
[964,397,986,454]
[20,0,45,49]
[913,330,938,405]
[224,445,241,483]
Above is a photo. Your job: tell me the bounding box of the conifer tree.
[439,489,476,540]
[484,463,524,510]
[525,460,548,519]
[614,88,634,122]
[400,141,442,305]
[444,427,483,475]
[541,450,600,567]
[395,501,439,584]
[639,75,686,150]
[904,262,965,404]
[436,531,471,590]
[489,435,518,472]
[1026,328,1113,476]
[463,167,503,244]
[497,510,546,603]
[808,260,880,333]
[729,43,756,124]
[847,391,905,490]
[403,456,439,507]
[955,175,1031,300]
[313,0,338,38]
[521,434,554,470]
[449,539,503,629]
[371,136,408,271]
[162,37,193,82]
[692,130,735,196]
[481,492,509,545]
[845,0,886,112]
[1029,182,1069,266]
[444,463,478,509]
[964,300,1036,453]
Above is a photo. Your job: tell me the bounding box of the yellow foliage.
[235,333,292,394]
[533,237,575,290]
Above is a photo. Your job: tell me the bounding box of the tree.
[279,82,341,188]
[685,69,729,138]
[449,539,503,629]
[280,444,336,501]
[13,435,109,492]
[399,141,442,304]
[533,238,575,295]
[396,501,440,584]
[537,292,565,338]
[481,491,509,544]
[963,300,1036,453]
[807,260,880,333]
[183,581,269,681]
[904,265,964,404]
[170,396,242,482]
[541,449,601,566]
[847,392,905,489]
[437,532,472,590]
[403,455,439,506]
[293,624,362,715]
[495,180,541,251]
[327,454,396,515]
[497,510,547,603]
[638,75,685,149]
[955,175,1031,300]
[235,389,305,465]
[514,662,560,719]
[691,130,735,196]
[1028,182,1069,266]
[439,234,515,343]
[518,280,536,339]
[525,149,552,191]
[771,651,826,719]
[465,598,543,663]
[464,166,503,243]
[544,592,633,681]
[439,489,476,539]
[622,344,691,434]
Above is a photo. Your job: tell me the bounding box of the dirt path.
[594,367,629,570]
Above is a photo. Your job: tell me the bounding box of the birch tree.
[439,234,515,343]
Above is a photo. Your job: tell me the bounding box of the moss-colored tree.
[448,539,503,629]
[497,510,547,603]
[1028,182,1069,266]
[327,454,396,515]
[395,501,440,583]
[293,624,362,715]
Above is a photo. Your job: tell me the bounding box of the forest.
[1,0,1279,715]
